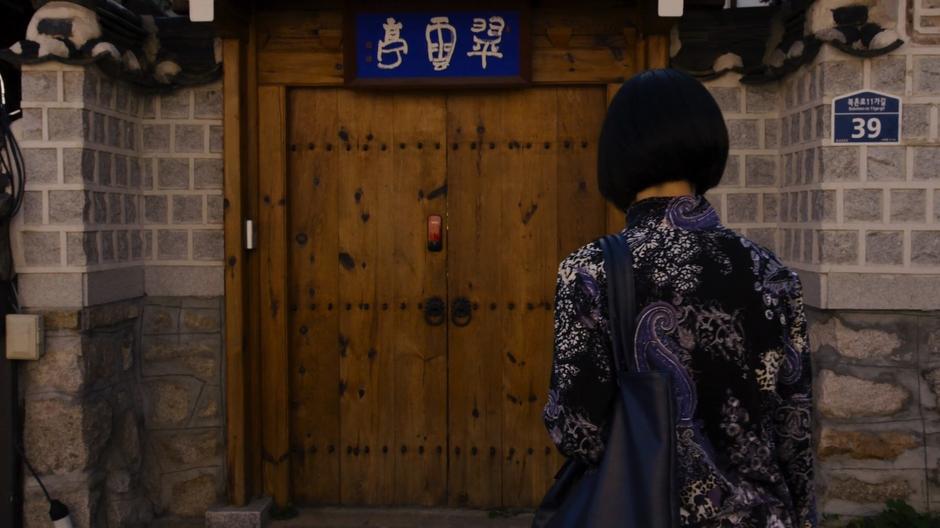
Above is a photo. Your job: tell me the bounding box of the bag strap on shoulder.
[599,234,637,375]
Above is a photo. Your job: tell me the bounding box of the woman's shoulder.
[719,227,802,290]
[557,238,607,286]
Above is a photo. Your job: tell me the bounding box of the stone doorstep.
[207,503,534,528]
[269,507,535,528]
[205,496,273,528]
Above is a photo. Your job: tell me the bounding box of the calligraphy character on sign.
[467,16,505,69]
[426,16,457,71]
[377,17,408,70]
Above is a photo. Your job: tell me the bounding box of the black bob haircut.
[598,68,729,212]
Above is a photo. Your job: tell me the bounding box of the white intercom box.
[189,0,214,22]
[659,0,684,17]
[6,314,44,360]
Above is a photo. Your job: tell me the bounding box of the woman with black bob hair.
[544,69,816,527]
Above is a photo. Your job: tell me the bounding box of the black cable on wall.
[0,96,23,528]
[0,284,20,528]
[0,78,72,528]
[0,3,36,525]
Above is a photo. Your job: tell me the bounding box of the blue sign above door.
[345,8,530,86]
[832,90,902,144]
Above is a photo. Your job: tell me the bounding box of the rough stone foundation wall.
[21,303,150,527]
[11,63,225,527]
[139,296,224,521]
[810,308,940,515]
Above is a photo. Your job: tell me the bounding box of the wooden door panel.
[259,85,291,506]
[557,88,610,259]
[494,89,558,508]
[288,90,448,506]
[387,94,448,506]
[445,94,503,507]
[446,87,608,508]
[333,91,395,504]
[287,87,606,508]
[287,88,341,504]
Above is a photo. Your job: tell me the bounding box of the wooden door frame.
[223,12,670,507]
[222,37,248,508]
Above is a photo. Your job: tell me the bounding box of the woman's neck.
[633,181,695,203]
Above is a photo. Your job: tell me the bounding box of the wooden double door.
[283,87,608,507]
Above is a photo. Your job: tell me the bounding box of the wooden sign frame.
[343,1,532,88]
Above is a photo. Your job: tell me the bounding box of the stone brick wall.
[139,86,224,296]
[913,0,940,43]
[14,64,147,306]
[703,78,783,254]
[708,53,940,309]
[11,62,225,527]
[12,63,223,305]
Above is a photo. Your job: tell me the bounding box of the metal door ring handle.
[452,297,473,327]
[424,297,446,326]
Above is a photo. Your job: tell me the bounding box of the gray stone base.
[268,508,533,527]
[205,497,273,528]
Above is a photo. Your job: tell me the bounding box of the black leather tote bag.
[532,234,679,528]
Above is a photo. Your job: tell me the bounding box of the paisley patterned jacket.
[544,195,815,528]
